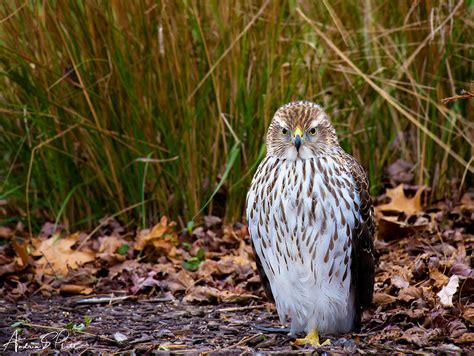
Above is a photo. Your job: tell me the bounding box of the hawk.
[246,101,375,347]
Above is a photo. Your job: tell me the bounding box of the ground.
[0,185,473,353]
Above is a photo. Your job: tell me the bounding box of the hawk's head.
[266,101,339,160]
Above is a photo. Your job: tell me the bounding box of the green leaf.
[182,242,192,251]
[66,322,85,332]
[183,259,200,271]
[84,316,92,328]
[11,321,25,328]
[196,247,205,261]
[116,243,129,255]
[186,220,194,235]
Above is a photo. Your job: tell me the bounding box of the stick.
[217,304,266,313]
[441,90,474,104]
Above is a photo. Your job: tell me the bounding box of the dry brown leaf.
[399,326,428,347]
[377,216,428,241]
[373,292,397,305]
[162,270,195,293]
[130,271,161,294]
[197,260,235,277]
[135,216,177,252]
[448,319,467,339]
[376,184,425,216]
[32,233,95,276]
[455,332,474,344]
[462,307,474,324]
[429,268,450,288]
[151,262,177,275]
[183,286,221,303]
[398,286,423,302]
[60,284,93,295]
[183,286,258,304]
[12,241,30,268]
[0,261,16,276]
[97,236,127,263]
[219,290,259,303]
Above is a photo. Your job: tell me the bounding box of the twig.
[441,90,474,104]
[233,333,266,347]
[217,304,266,313]
[74,295,135,305]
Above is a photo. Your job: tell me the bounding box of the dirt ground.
[1,188,473,354]
[0,295,471,354]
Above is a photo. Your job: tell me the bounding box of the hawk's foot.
[293,329,331,348]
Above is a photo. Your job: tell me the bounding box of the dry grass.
[0,1,472,232]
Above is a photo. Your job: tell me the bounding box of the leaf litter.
[0,186,472,353]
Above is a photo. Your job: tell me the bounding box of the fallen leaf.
[60,284,93,295]
[455,332,474,344]
[373,292,397,305]
[12,241,30,268]
[398,286,423,302]
[462,307,474,324]
[399,326,428,347]
[183,286,258,304]
[162,270,195,293]
[437,275,460,307]
[447,320,467,339]
[377,216,427,241]
[135,216,177,253]
[130,271,161,294]
[376,184,425,216]
[219,290,259,303]
[0,261,16,276]
[97,236,127,263]
[109,259,142,279]
[33,233,95,276]
[430,268,449,288]
[183,286,221,303]
[197,259,235,277]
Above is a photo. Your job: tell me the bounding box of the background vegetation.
[1,1,472,234]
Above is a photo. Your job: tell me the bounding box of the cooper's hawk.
[246,101,375,347]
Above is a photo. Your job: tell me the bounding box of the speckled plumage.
[246,101,374,335]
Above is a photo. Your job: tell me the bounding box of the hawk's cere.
[246,101,375,346]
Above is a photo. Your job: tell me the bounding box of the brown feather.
[345,153,375,330]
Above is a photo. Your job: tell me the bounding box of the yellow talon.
[294,329,331,348]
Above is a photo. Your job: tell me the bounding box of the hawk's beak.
[293,127,303,152]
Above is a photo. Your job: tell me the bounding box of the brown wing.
[346,154,375,329]
[251,239,275,303]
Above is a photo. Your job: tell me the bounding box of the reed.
[0,1,472,233]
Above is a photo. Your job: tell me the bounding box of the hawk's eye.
[309,128,317,135]
[281,128,288,135]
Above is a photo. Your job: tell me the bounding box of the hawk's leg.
[294,329,331,347]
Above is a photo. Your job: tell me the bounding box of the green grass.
[0,1,472,233]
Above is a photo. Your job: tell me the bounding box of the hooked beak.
[293,127,303,152]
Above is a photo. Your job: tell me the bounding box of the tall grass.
[0,1,472,233]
